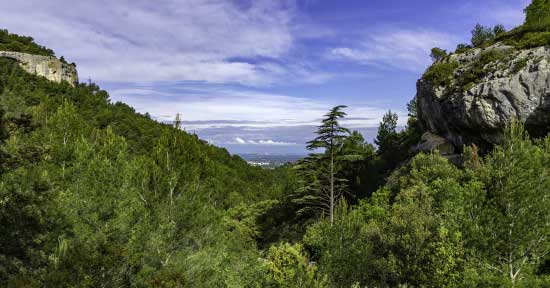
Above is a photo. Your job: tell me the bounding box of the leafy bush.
[455,43,473,54]
[264,243,328,288]
[423,61,459,87]
[430,47,447,62]
[518,31,550,48]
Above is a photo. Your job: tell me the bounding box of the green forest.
[2,1,550,287]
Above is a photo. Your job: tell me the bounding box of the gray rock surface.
[414,132,456,155]
[417,45,550,150]
[0,51,78,86]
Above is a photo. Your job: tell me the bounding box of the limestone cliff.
[417,44,550,151]
[0,51,78,86]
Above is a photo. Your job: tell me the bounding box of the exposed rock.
[0,51,78,86]
[417,45,550,151]
[414,132,456,155]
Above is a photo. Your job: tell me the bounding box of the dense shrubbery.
[0,29,54,56]
[304,123,550,287]
[422,61,458,87]
[0,57,293,287]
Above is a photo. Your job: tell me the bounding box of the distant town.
[239,154,304,169]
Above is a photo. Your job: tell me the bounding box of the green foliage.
[471,24,496,47]
[516,31,550,48]
[511,57,530,73]
[430,47,447,62]
[524,0,550,31]
[264,243,328,288]
[5,26,550,287]
[0,41,291,286]
[466,121,550,284]
[0,29,54,56]
[455,43,473,54]
[299,105,351,225]
[375,111,400,165]
[305,122,550,287]
[469,24,507,48]
[422,61,458,87]
[457,49,508,90]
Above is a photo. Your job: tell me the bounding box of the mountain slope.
[0,33,293,287]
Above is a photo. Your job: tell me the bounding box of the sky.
[0,0,531,155]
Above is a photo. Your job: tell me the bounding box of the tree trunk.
[330,149,334,226]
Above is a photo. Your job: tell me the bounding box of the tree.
[306,105,350,225]
[493,24,507,36]
[468,122,550,284]
[524,0,550,31]
[471,24,495,47]
[338,131,377,199]
[430,47,447,62]
[375,110,402,168]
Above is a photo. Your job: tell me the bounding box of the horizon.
[0,0,530,155]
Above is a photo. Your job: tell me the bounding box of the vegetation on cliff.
[0,29,54,56]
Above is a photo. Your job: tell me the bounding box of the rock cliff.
[417,44,550,151]
[0,51,78,86]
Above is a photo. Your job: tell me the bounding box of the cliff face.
[0,51,78,86]
[417,44,550,150]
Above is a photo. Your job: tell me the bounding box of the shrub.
[457,50,508,90]
[511,58,529,74]
[518,31,550,48]
[430,47,447,62]
[423,62,459,87]
[455,43,473,54]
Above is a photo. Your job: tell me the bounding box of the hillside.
[0,34,296,286]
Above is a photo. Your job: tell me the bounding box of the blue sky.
[0,0,530,155]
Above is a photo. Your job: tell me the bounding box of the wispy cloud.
[0,0,315,85]
[329,29,459,72]
[109,83,407,130]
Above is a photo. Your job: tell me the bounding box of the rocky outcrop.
[414,132,456,155]
[0,51,78,86]
[417,44,550,150]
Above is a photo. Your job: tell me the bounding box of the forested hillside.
[2,1,550,287]
[0,52,296,286]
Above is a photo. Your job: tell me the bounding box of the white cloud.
[232,137,298,146]
[0,0,303,85]
[329,29,458,72]
[110,84,407,131]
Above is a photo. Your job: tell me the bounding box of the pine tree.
[305,105,350,225]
